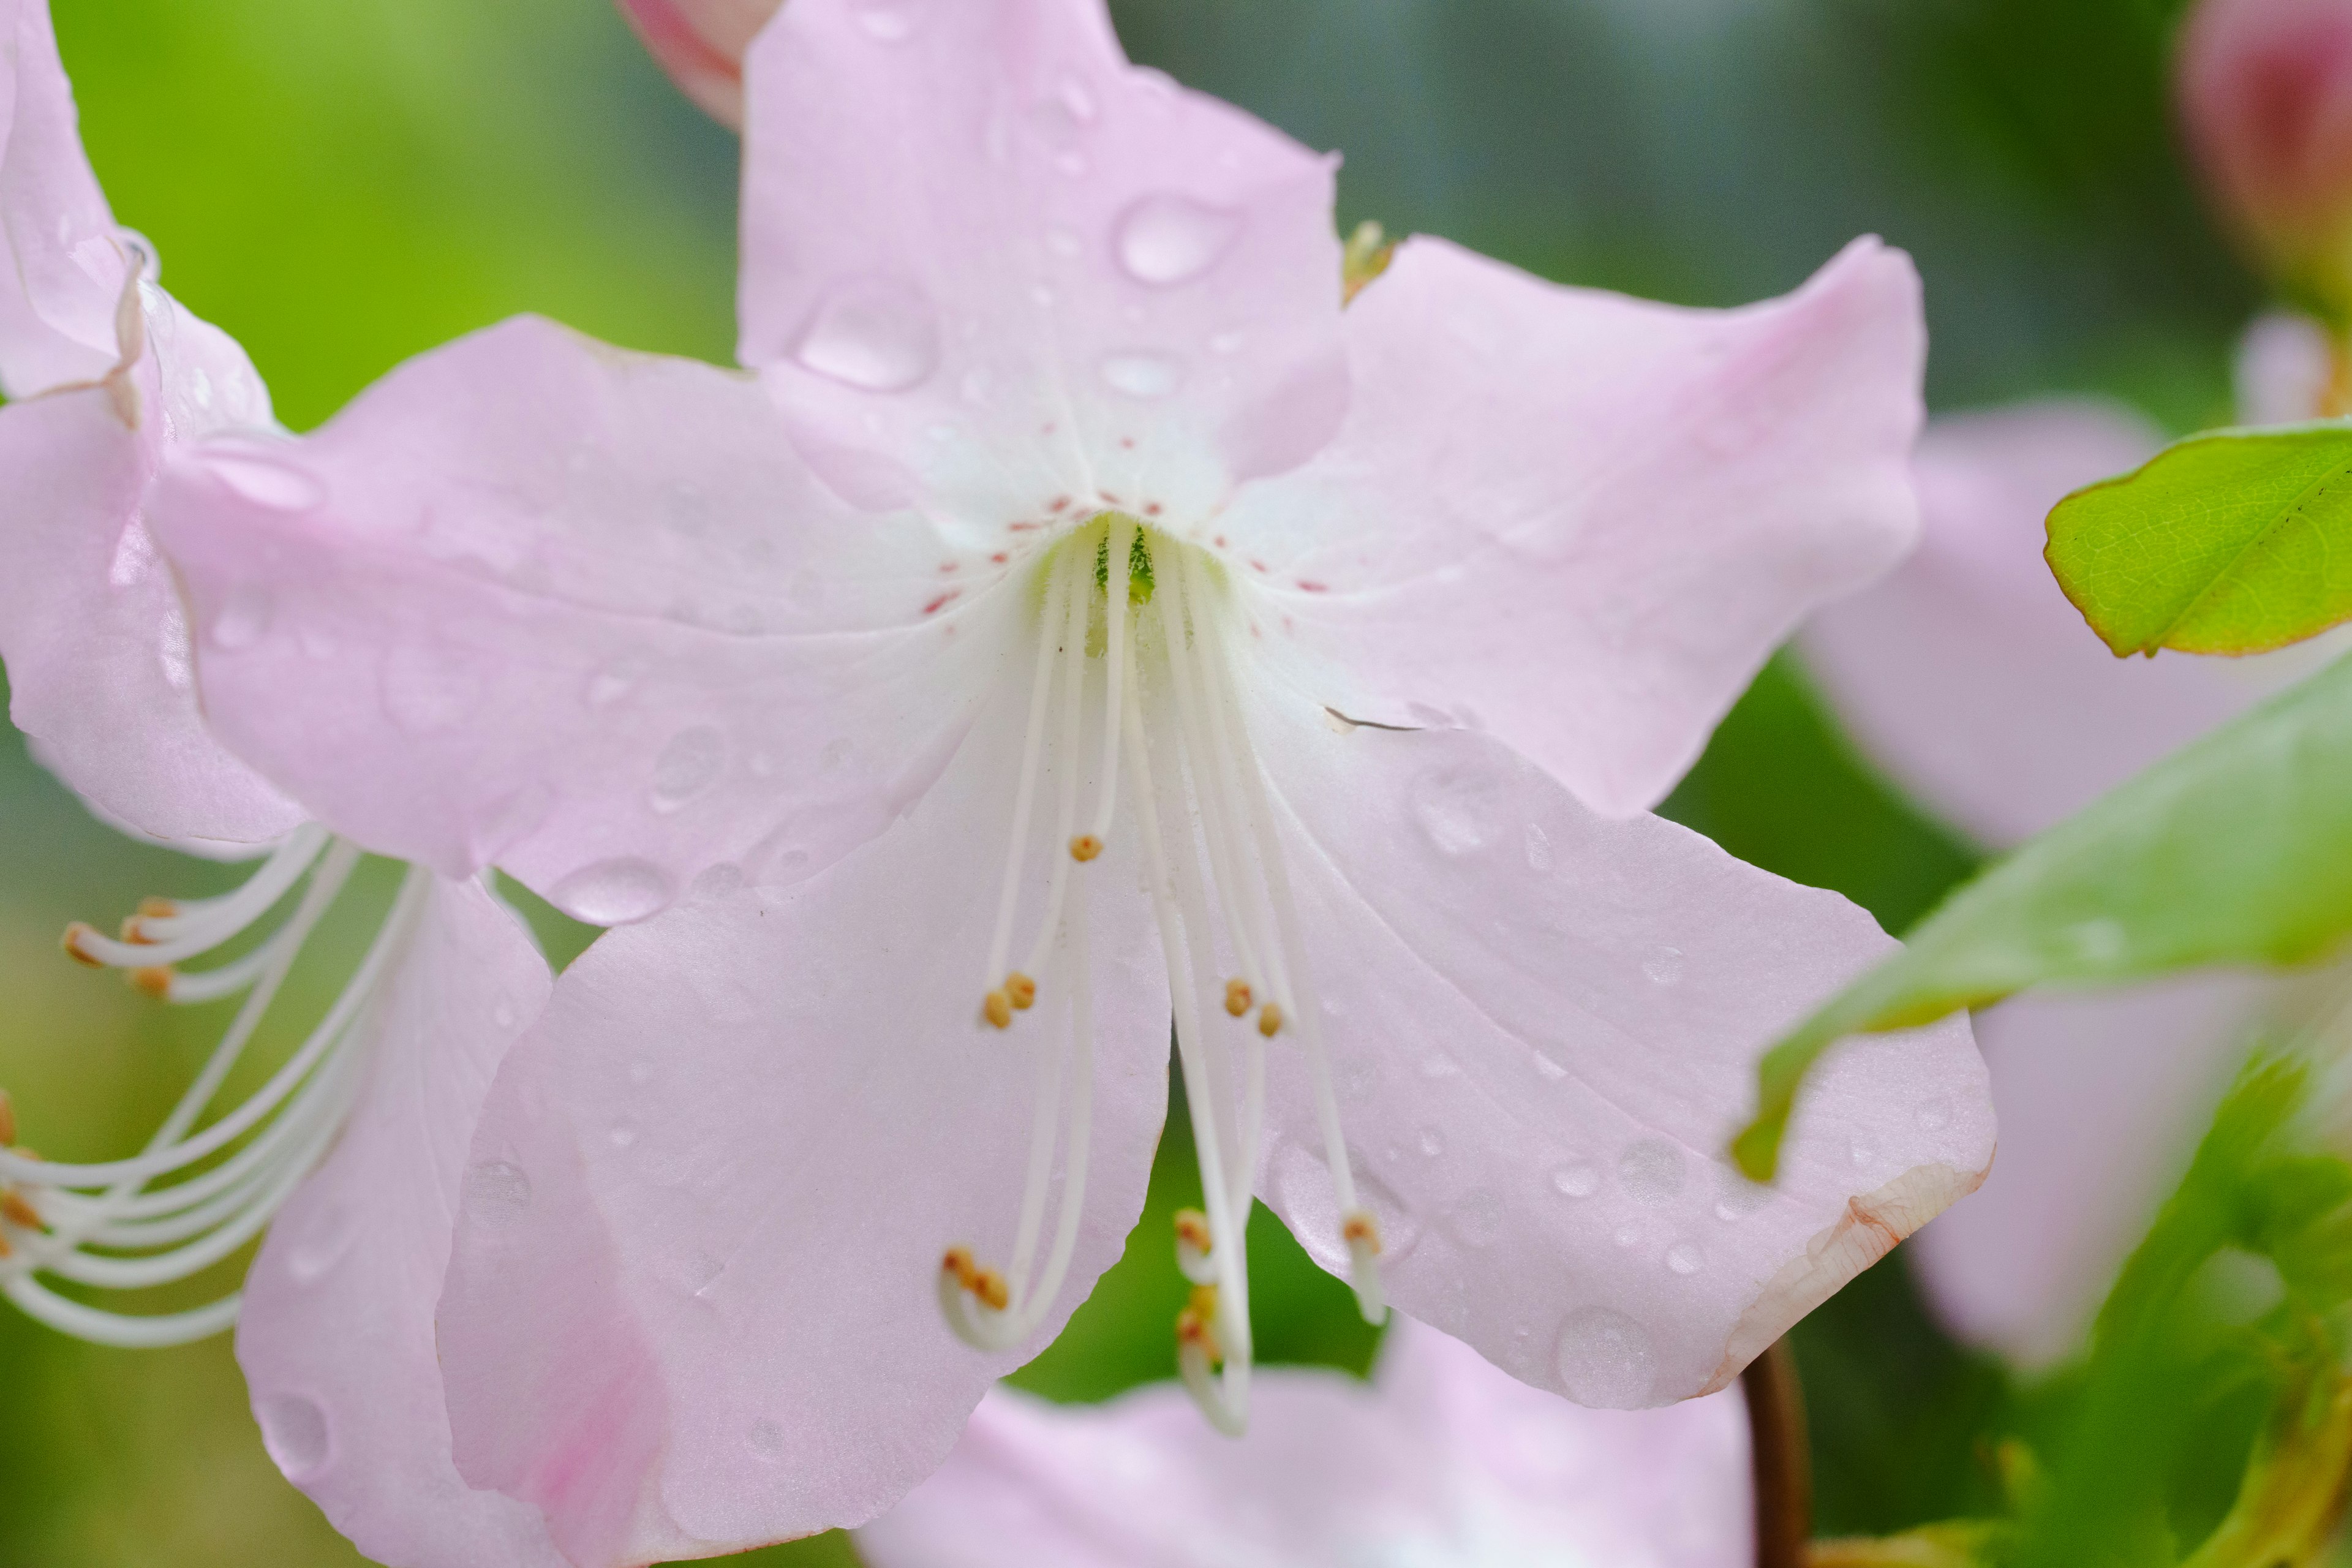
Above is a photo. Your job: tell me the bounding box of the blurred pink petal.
[0,0,300,845]
[613,0,777,126]
[1230,233,1926,818]
[859,1320,1751,1568]
[237,876,567,1568]
[2179,0,2352,307]
[1246,690,1990,1407]
[435,693,1170,1563]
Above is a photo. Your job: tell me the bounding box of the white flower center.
[4,826,418,1345]
[940,517,1385,1433]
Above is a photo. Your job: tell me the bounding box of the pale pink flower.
[1798,320,2341,1366]
[612,0,778,126]
[0,6,570,1562]
[859,1319,1751,1568]
[151,1,1989,1559]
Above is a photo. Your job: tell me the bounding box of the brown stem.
[1744,1337,1814,1568]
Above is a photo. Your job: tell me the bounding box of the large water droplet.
[462,1160,532,1226]
[1099,352,1182,400]
[281,1204,352,1285]
[255,1392,331,1479]
[1555,1306,1657,1408]
[1618,1139,1686,1207]
[1665,1241,1706,1276]
[1115,194,1243,287]
[1411,766,1504,856]
[1714,1172,1771,1223]
[650,725,728,810]
[548,858,676,925]
[851,0,924,42]
[208,451,326,511]
[208,586,272,650]
[794,279,940,393]
[1551,1162,1600,1198]
[1449,1188,1504,1248]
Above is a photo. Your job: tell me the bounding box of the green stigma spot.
[1093,524,1156,605]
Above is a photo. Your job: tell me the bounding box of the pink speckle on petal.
[1295,579,1329,593]
[1049,496,1072,513]
[923,590,960,616]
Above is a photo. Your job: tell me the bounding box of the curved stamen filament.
[981,548,1080,1020]
[1088,518,1138,846]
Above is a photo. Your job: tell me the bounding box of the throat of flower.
[940,519,1387,1431]
[10,826,421,1346]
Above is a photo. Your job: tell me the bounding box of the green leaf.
[2047,424,2352,658]
[1732,654,2352,1181]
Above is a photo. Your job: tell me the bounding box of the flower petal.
[149,315,1013,913]
[0,0,123,396]
[1799,399,2331,848]
[738,0,1346,519]
[435,689,1170,1562]
[859,1320,1748,1567]
[1218,234,1925,817]
[1247,687,1992,1408]
[0,384,301,844]
[1911,979,2260,1368]
[236,876,564,1568]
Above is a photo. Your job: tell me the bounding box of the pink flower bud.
[2180,0,2352,318]
[614,0,782,128]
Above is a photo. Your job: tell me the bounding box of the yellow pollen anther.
[1257,1003,1284,1038]
[1069,834,1103,862]
[1188,1283,1219,1320]
[60,924,104,968]
[137,896,177,919]
[128,967,175,1000]
[942,1246,978,1287]
[1342,1210,1383,1255]
[982,990,1014,1029]
[1,1191,42,1231]
[1005,973,1036,1011]
[971,1267,1010,1312]
[0,1090,15,1148]
[1174,1208,1212,1254]
[118,915,158,945]
[1224,979,1252,1018]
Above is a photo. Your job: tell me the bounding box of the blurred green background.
[0,0,2274,1561]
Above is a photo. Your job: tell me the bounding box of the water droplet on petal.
[1099,352,1182,400]
[1642,946,1685,986]
[851,0,923,42]
[1057,74,1099,123]
[462,1160,532,1226]
[1523,822,1554,873]
[282,1204,353,1284]
[748,1419,787,1460]
[1420,1054,1461,1080]
[1410,766,1504,856]
[1916,1097,1953,1131]
[1045,226,1082,258]
[1714,1173,1771,1223]
[690,862,746,901]
[1531,1050,1567,1082]
[548,858,676,925]
[208,451,326,511]
[1418,1125,1446,1158]
[1666,1241,1706,1276]
[208,586,271,650]
[650,726,727,810]
[1115,193,1243,287]
[1618,1139,1686,1207]
[794,279,940,393]
[1449,1188,1504,1248]
[493,1000,518,1030]
[1613,1221,1643,1248]
[1555,1306,1657,1409]
[382,645,483,735]
[609,1121,640,1150]
[1552,1162,1600,1198]
[255,1393,330,1479]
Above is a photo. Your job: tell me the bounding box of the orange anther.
[982,990,1014,1029]
[60,924,104,968]
[1342,1210,1383,1254]
[1257,1003,1284,1038]
[972,1267,1010,1312]
[942,1246,979,1287]
[1,1191,42,1231]
[128,967,174,1000]
[1005,973,1037,1011]
[1174,1208,1212,1253]
[119,915,157,945]
[137,897,178,919]
[1069,834,1103,862]
[1188,1283,1219,1320]
[1224,979,1252,1018]
[0,1090,15,1148]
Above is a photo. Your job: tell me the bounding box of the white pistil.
[1,841,427,1348]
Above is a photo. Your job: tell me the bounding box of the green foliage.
[2048,426,2352,658]
[1735,654,2352,1180]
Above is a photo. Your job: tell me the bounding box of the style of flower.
[1798,315,2345,1366]
[0,4,569,1562]
[858,1317,1751,1568]
[149,0,1990,1560]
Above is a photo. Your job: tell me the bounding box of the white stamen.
[982,549,1079,996]
[1088,518,1138,845]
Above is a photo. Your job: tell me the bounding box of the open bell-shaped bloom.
[0,6,573,1561]
[149,0,1989,1559]
[859,1317,1751,1567]
[1797,319,2344,1366]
